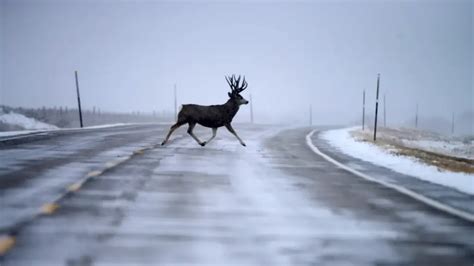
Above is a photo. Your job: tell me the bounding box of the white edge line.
[306,129,474,223]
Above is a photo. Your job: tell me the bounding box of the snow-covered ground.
[0,122,175,138]
[0,111,58,130]
[321,127,474,195]
[0,123,138,138]
[354,127,473,160]
[0,130,45,138]
[0,108,175,138]
[401,139,473,160]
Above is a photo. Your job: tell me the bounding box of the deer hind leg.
[161,121,185,145]
[203,128,217,145]
[187,122,205,146]
[225,123,246,147]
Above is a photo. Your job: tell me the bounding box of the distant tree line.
[0,105,174,129]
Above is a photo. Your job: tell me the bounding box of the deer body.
[179,100,240,128]
[161,75,249,147]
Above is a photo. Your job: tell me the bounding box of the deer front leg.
[203,128,217,145]
[224,123,246,147]
[187,122,205,146]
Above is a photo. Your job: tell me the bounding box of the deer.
[161,75,249,147]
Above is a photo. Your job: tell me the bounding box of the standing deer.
[161,75,249,147]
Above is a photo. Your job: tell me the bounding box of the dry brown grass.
[351,130,474,174]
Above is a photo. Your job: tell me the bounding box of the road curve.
[0,125,473,265]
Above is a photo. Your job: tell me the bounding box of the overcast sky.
[0,0,472,125]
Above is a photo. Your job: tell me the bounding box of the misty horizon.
[0,0,472,128]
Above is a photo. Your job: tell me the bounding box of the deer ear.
[228,92,232,98]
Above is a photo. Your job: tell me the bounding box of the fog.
[0,0,472,128]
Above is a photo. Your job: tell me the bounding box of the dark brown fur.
[178,100,240,128]
[161,75,249,147]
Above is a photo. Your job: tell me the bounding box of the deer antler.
[225,75,235,91]
[225,75,247,93]
[239,76,248,92]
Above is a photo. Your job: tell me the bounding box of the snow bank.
[321,127,474,195]
[0,111,58,130]
[0,130,43,137]
[402,139,473,160]
[0,122,150,138]
[358,127,473,160]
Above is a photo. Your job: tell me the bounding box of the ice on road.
[111,133,399,265]
[1,125,473,265]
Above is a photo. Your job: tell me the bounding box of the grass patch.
[352,129,474,174]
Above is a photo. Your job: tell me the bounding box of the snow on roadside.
[401,139,473,160]
[0,122,174,138]
[360,127,473,160]
[321,127,474,195]
[0,123,131,138]
[0,130,43,137]
[0,112,58,130]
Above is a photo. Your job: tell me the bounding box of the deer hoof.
[200,142,206,147]
[161,141,166,146]
[241,143,246,147]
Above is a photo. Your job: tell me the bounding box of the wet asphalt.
[0,124,472,265]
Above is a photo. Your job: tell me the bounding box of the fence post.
[415,103,418,128]
[74,71,84,128]
[373,74,380,141]
[362,90,366,130]
[451,112,455,135]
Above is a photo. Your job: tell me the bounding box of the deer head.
[225,75,249,105]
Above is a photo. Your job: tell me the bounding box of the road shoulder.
[309,129,474,220]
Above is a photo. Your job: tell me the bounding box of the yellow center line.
[67,182,82,192]
[0,144,159,256]
[40,203,59,215]
[0,235,15,256]
[104,161,118,168]
[86,170,102,178]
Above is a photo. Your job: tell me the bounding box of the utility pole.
[174,83,177,122]
[383,93,386,127]
[362,90,366,130]
[249,93,254,124]
[309,104,312,126]
[451,112,455,135]
[74,71,84,128]
[415,103,419,128]
[373,74,380,141]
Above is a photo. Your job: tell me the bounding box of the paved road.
[0,124,473,265]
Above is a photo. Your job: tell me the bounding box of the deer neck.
[223,99,240,119]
